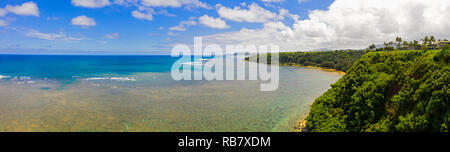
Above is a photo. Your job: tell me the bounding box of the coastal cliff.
[306,49,449,132]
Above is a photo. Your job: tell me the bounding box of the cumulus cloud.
[140,0,210,9]
[298,0,310,4]
[198,15,229,29]
[105,33,120,39]
[216,3,278,23]
[113,0,139,6]
[71,0,111,8]
[261,0,284,3]
[25,29,85,41]
[278,8,299,21]
[71,15,96,27]
[169,18,197,31]
[0,2,40,17]
[131,6,154,20]
[132,10,153,20]
[203,0,450,51]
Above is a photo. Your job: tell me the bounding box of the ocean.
[0,55,342,132]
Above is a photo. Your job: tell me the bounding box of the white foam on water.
[11,76,31,81]
[109,77,137,81]
[84,77,137,81]
[0,75,9,79]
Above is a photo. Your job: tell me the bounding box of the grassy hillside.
[306,49,449,132]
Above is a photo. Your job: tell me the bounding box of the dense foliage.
[279,50,367,72]
[306,49,449,132]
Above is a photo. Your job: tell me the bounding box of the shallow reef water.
[0,55,342,132]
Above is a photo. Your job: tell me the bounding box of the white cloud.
[261,0,284,3]
[132,10,154,20]
[25,30,85,41]
[1,2,40,17]
[169,18,197,31]
[71,15,96,27]
[278,8,299,20]
[298,0,310,4]
[198,15,229,29]
[71,0,111,8]
[131,6,154,20]
[168,31,177,36]
[0,19,8,27]
[105,33,120,39]
[216,3,278,23]
[202,0,450,51]
[169,26,186,31]
[140,0,210,9]
[0,8,7,17]
[113,0,139,6]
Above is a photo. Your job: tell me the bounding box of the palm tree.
[429,36,437,49]
[395,37,403,49]
[422,36,429,45]
[413,40,419,50]
[430,36,436,43]
[421,36,430,50]
[388,41,394,47]
[369,44,376,50]
[403,41,409,50]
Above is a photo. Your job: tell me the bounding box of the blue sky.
[0,0,334,54]
[0,0,449,54]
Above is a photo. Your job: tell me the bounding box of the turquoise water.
[0,55,342,132]
[0,55,177,79]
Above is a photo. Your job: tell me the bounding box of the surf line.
[178,136,213,150]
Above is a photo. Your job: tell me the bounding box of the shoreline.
[243,59,346,75]
[278,63,345,132]
[294,116,308,132]
[279,63,346,75]
[245,60,345,132]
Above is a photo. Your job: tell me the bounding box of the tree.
[306,50,450,132]
[396,37,403,49]
[369,44,376,50]
[430,36,436,44]
[413,40,419,50]
[403,41,409,50]
[422,36,429,45]
[422,36,430,50]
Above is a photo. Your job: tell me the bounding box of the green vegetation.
[279,50,367,72]
[248,36,448,73]
[375,36,449,51]
[263,36,449,132]
[306,49,449,132]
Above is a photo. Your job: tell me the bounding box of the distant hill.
[306,49,449,132]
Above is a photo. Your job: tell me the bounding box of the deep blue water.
[0,55,180,80]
